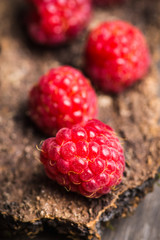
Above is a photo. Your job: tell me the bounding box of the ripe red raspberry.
[85,20,151,93]
[29,66,98,135]
[40,119,125,198]
[26,0,91,45]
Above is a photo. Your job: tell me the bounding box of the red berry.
[29,66,98,135]
[85,20,151,93]
[26,0,91,45]
[40,119,125,198]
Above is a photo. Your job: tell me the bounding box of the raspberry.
[29,66,98,135]
[26,0,91,45]
[40,119,125,198]
[85,20,151,93]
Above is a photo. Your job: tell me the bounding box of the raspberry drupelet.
[40,119,125,198]
[29,66,98,135]
[26,0,92,45]
[85,20,151,93]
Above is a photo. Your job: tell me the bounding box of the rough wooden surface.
[1,179,160,240]
[0,0,160,239]
[102,180,160,240]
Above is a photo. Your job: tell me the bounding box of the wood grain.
[102,180,160,240]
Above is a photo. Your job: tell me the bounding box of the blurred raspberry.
[26,0,92,45]
[29,66,98,135]
[40,119,125,198]
[85,20,151,93]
